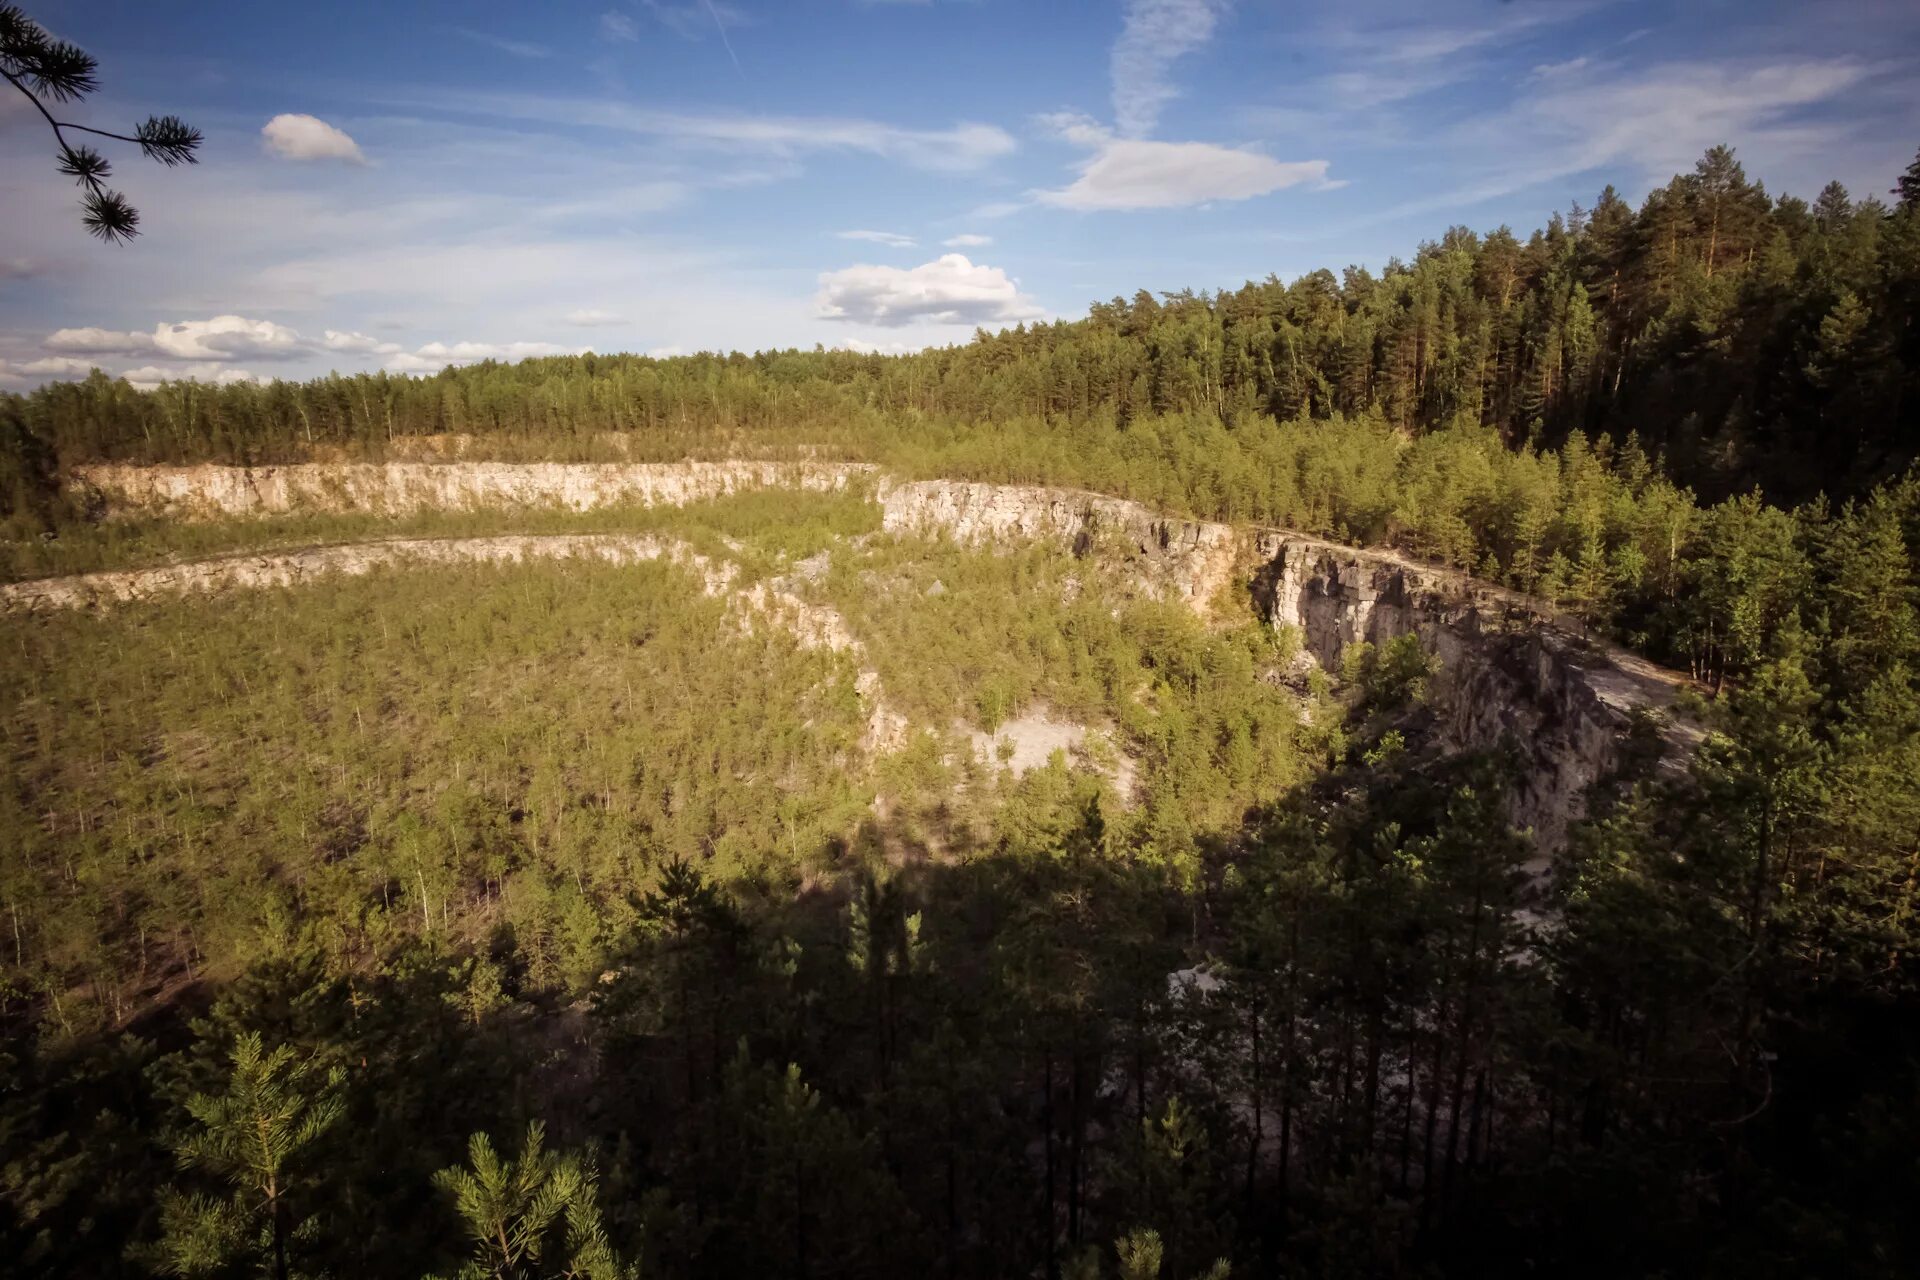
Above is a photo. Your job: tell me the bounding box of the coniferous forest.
[2,148,1919,1279]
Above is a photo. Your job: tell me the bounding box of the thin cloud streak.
[374,90,1017,172]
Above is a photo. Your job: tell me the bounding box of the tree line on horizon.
[4,144,1916,511]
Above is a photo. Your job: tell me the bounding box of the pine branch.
[0,3,201,243]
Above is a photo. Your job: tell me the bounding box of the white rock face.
[1251,534,1703,854]
[3,534,717,611]
[72,461,875,519]
[876,479,1239,610]
[962,713,1137,800]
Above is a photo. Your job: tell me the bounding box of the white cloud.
[116,365,263,391]
[942,233,993,247]
[154,315,307,361]
[836,229,917,248]
[262,114,366,164]
[393,91,1017,171]
[1427,57,1876,213]
[601,11,639,41]
[641,1,751,42]
[1527,57,1591,84]
[969,201,1027,220]
[322,329,404,355]
[385,340,575,373]
[646,344,688,359]
[48,317,328,366]
[19,356,94,376]
[835,337,928,355]
[457,28,552,58]
[44,326,155,356]
[564,308,626,326]
[815,253,1043,328]
[115,367,177,390]
[0,356,94,385]
[1111,0,1228,137]
[1036,122,1330,210]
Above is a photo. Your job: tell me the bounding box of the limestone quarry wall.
[877,479,1241,609]
[1251,533,1700,850]
[877,478,1700,847]
[71,460,874,519]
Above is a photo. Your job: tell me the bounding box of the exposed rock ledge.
[879,478,1701,852]
[58,462,1703,847]
[70,460,872,519]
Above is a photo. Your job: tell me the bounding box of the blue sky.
[2,0,1916,387]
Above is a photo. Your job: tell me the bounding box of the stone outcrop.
[1251,533,1701,853]
[71,460,874,519]
[877,479,1239,609]
[3,534,726,612]
[875,478,1700,848]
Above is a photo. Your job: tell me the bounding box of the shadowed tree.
[430,1122,633,1280]
[0,3,201,242]
[153,1032,346,1280]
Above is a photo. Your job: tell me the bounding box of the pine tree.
[0,4,201,241]
[1892,146,1920,210]
[153,1033,346,1280]
[431,1122,633,1280]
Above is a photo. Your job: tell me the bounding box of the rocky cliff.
[72,460,873,518]
[877,479,1700,849]
[1250,533,1700,852]
[876,479,1240,609]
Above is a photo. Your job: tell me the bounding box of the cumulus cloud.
[815,253,1043,328]
[942,233,993,247]
[1111,0,1229,137]
[19,356,95,376]
[1036,119,1329,210]
[835,337,928,355]
[321,329,404,355]
[385,340,574,373]
[48,316,308,363]
[262,114,366,164]
[40,318,578,380]
[836,229,917,248]
[0,356,94,385]
[564,309,626,326]
[116,366,262,391]
[44,326,156,356]
[153,315,307,361]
